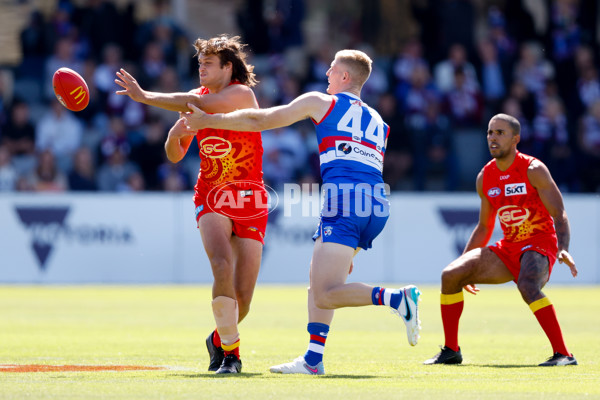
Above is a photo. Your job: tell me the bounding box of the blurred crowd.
[0,0,599,194]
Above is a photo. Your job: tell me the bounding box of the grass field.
[1,284,599,399]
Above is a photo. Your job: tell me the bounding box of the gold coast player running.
[182,49,422,375]
[115,35,266,374]
[424,113,578,367]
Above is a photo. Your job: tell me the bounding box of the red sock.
[441,292,464,352]
[530,298,570,356]
[212,329,221,347]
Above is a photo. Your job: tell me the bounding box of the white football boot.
[393,285,422,346]
[269,356,324,375]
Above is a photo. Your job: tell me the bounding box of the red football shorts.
[193,183,268,244]
[488,235,558,282]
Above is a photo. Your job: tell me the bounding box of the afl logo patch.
[488,187,501,197]
[199,136,232,158]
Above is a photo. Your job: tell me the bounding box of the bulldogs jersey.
[482,151,556,243]
[313,92,390,187]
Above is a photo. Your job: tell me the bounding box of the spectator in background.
[68,146,98,191]
[97,146,140,192]
[531,97,576,191]
[130,117,168,190]
[576,65,600,112]
[261,124,307,190]
[513,41,555,103]
[94,43,124,106]
[147,66,181,125]
[392,37,429,87]
[507,80,537,122]
[486,5,517,75]
[577,100,600,192]
[477,39,507,118]
[2,100,36,175]
[137,41,167,89]
[442,66,484,129]
[18,10,48,82]
[433,43,478,94]
[0,145,17,191]
[411,101,457,191]
[30,149,68,192]
[379,92,412,190]
[35,101,83,172]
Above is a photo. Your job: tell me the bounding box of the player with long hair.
[115,34,266,374]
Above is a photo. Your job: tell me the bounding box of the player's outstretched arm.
[528,160,578,277]
[115,68,199,112]
[183,92,332,132]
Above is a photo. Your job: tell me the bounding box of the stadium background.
[0,0,598,284]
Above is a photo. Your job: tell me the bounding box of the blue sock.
[303,322,329,366]
[372,287,403,309]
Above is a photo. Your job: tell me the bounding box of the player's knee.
[313,288,335,309]
[209,256,233,279]
[517,279,542,302]
[441,265,462,285]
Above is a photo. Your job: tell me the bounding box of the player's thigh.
[198,212,234,263]
[445,247,514,285]
[231,235,263,293]
[310,237,355,293]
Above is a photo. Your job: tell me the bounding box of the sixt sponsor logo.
[14,206,133,271]
[505,182,526,196]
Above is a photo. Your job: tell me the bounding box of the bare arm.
[464,169,496,253]
[114,69,258,113]
[165,115,195,163]
[462,169,497,295]
[528,160,577,277]
[182,92,333,132]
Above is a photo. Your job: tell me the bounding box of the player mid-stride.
[183,49,421,375]
[424,113,578,367]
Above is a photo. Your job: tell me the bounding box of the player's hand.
[557,249,577,277]
[463,284,480,295]
[168,115,195,140]
[183,103,210,130]
[115,68,146,102]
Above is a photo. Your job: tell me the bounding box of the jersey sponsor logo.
[499,174,510,180]
[334,140,383,169]
[323,226,333,237]
[488,187,501,197]
[337,142,352,154]
[498,205,530,227]
[505,182,527,196]
[199,136,232,158]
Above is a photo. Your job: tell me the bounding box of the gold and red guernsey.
[482,151,556,243]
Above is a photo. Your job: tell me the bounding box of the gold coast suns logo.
[199,136,232,158]
[498,205,530,227]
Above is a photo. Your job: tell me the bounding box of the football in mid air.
[52,67,90,112]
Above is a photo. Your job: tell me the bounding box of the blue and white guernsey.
[313,92,389,187]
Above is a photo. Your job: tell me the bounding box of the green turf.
[0,284,598,399]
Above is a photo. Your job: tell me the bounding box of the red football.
[52,67,90,112]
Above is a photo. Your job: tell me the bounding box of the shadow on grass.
[170,372,264,378]
[475,364,539,369]
[316,374,379,379]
